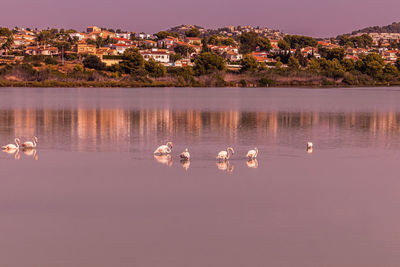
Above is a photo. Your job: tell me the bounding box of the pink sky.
[1,0,400,37]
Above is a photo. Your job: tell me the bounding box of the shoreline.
[1,80,399,88]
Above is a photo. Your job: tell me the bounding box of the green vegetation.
[337,34,373,48]
[352,22,400,34]
[239,32,272,54]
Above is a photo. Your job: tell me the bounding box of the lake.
[1,87,400,267]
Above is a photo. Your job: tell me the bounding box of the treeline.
[352,22,400,34]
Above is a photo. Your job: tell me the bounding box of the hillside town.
[1,23,400,87]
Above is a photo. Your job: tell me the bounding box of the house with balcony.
[140,49,170,64]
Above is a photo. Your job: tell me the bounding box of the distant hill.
[351,22,400,34]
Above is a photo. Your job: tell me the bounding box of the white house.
[69,32,85,41]
[110,43,131,54]
[140,49,170,63]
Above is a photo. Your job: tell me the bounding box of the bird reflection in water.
[2,148,20,160]
[153,154,173,167]
[246,159,258,168]
[180,159,190,171]
[216,161,234,173]
[22,148,39,160]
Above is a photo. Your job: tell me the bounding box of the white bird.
[21,136,38,149]
[246,147,258,159]
[180,148,190,160]
[216,147,235,161]
[307,142,312,149]
[306,142,313,153]
[2,138,21,151]
[154,142,173,155]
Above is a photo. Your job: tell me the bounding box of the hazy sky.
[1,0,400,37]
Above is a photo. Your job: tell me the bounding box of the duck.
[154,142,173,155]
[246,147,258,160]
[2,138,21,151]
[216,147,234,161]
[21,136,38,149]
[180,148,190,160]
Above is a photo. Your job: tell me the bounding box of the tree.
[83,55,106,70]
[383,64,399,80]
[207,35,222,45]
[307,58,321,72]
[119,48,145,75]
[239,32,259,54]
[341,58,355,72]
[283,35,317,49]
[73,64,84,72]
[257,37,272,52]
[319,47,345,61]
[155,31,171,40]
[222,38,235,46]
[356,53,385,77]
[0,27,12,37]
[288,57,300,70]
[201,38,210,52]
[170,53,182,62]
[174,44,195,58]
[319,58,345,78]
[44,56,58,65]
[1,36,14,55]
[278,39,290,51]
[37,30,54,44]
[338,35,354,47]
[193,52,226,75]
[185,28,201,37]
[145,59,166,77]
[240,55,258,72]
[395,58,400,71]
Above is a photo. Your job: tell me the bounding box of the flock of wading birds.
[2,138,314,169]
[153,141,314,171]
[2,137,39,160]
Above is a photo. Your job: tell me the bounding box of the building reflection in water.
[1,108,400,152]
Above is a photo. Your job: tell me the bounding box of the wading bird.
[216,147,234,161]
[21,136,38,149]
[246,147,258,160]
[2,138,21,151]
[307,142,313,153]
[154,142,173,155]
[180,148,190,160]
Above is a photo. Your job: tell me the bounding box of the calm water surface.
[1,87,400,267]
